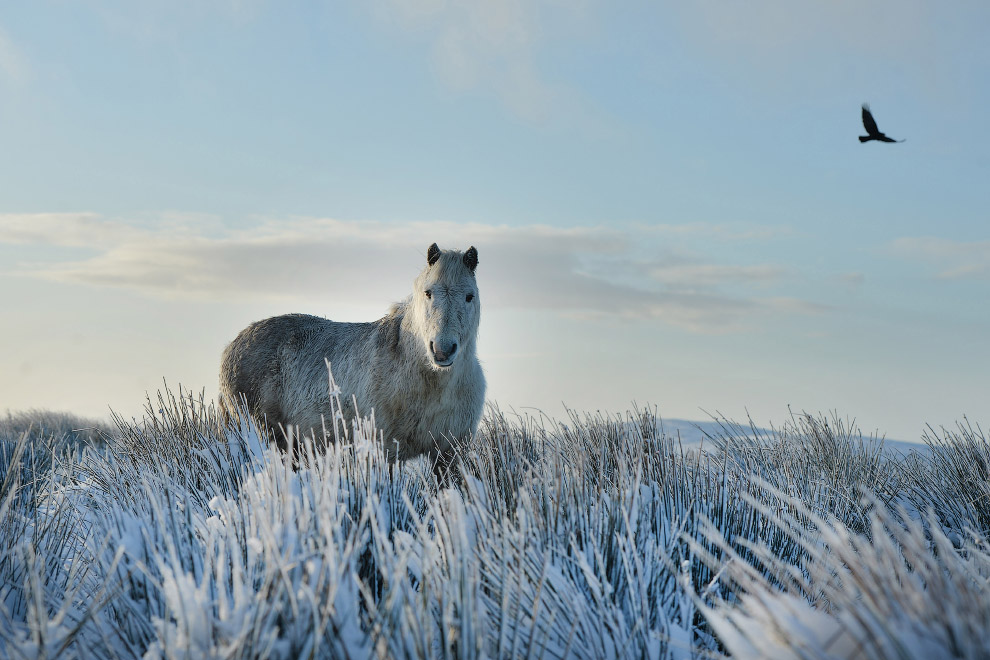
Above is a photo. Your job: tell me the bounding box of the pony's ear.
[427,243,441,266]
[463,246,478,273]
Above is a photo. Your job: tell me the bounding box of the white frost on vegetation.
[0,385,987,659]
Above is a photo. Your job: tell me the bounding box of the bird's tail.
[858,136,871,143]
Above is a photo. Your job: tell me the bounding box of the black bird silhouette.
[860,104,904,143]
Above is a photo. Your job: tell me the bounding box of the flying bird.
[860,104,904,143]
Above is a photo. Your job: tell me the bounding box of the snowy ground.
[1,392,987,659]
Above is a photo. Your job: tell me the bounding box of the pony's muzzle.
[429,340,458,366]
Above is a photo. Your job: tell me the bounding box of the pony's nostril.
[430,340,457,364]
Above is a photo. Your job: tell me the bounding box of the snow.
[1,401,987,659]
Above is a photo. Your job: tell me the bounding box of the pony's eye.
[425,290,432,299]
[466,293,474,302]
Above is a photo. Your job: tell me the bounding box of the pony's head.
[408,243,480,370]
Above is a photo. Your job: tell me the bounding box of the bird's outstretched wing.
[861,104,880,137]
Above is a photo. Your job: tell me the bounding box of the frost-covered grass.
[1,409,112,456]
[0,388,987,659]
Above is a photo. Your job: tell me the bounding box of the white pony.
[219,243,485,468]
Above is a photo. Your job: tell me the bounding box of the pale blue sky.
[2,1,988,440]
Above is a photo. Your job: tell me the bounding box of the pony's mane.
[386,298,409,319]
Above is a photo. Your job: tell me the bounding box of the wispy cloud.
[0,213,821,333]
[679,0,934,60]
[0,25,28,84]
[370,0,590,121]
[669,0,960,102]
[638,222,794,242]
[0,213,141,247]
[648,262,785,288]
[839,272,865,289]
[890,237,990,279]
[82,0,264,43]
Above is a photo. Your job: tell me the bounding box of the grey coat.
[219,244,485,463]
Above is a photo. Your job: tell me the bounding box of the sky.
[1,1,989,442]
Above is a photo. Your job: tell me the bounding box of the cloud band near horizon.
[1,213,828,332]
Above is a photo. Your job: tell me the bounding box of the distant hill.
[657,417,929,457]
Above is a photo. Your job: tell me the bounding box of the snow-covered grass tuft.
[903,418,990,541]
[1,387,987,658]
[694,486,990,659]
